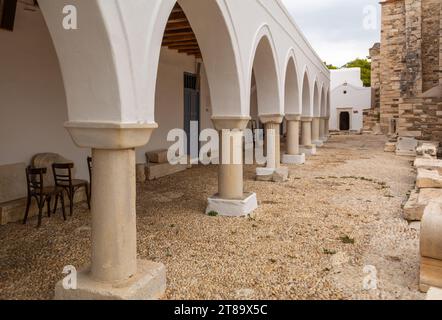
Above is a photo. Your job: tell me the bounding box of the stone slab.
[282,153,305,165]
[426,287,442,300]
[420,257,442,293]
[0,163,27,203]
[146,162,188,181]
[54,260,166,300]
[414,158,442,171]
[395,137,418,156]
[256,167,275,182]
[384,142,396,152]
[416,141,439,159]
[403,189,442,221]
[417,169,442,189]
[0,191,87,225]
[206,192,258,217]
[145,149,168,164]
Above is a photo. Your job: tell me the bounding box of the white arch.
[320,85,327,117]
[313,80,320,117]
[283,50,300,115]
[248,25,281,116]
[156,0,245,118]
[301,69,311,116]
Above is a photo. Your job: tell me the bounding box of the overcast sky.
[281,0,381,67]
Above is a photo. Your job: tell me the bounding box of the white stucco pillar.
[325,116,330,137]
[282,115,305,165]
[300,116,317,156]
[55,122,166,300]
[256,115,289,181]
[206,117,258,217]
[312,117,323,147]
[319,117,325,141]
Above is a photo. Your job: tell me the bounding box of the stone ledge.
[282,153,305,165]
[206,192,258,217]
[54,260,166,300]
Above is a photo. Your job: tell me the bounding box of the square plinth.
[54,260,166,300]
[282,153,305,165]
[300,145,317,156]
[206,192,258,217]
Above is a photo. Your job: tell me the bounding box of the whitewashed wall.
[0,3,90,179]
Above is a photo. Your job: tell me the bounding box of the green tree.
[324,62,338,70]
[342,58,371,87]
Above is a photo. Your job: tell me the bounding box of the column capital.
[211,116,250,130]
[65,121,158,149]
[285,114,301,121]
[259,114,284,124]
[301,116,313,122]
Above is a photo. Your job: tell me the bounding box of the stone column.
[312,117,323,146]
[300,116,316,156]
[282,114,305,165]
[319,117,325,141]
[325,116,330,137]
[256,115,289,181]
[207,116,258,217]
[55,122,166,300]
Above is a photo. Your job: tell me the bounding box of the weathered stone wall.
[422,0,441,93]
[366,0,442,139]
[363,43,381,131]
[379,0,406,134]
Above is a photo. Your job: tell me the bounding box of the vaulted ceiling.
[161,3,201,59]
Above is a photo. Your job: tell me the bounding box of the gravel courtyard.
[0,134,425,300]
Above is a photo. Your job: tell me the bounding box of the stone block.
[146,150,168,164]
[54,260,166,300]
[0,191,87,225]
[146,161,188,180]
[426,287,442,300]
[206,192,258,217]
[272,167,289,182]
[384,142,396,152]
[417,169,442,188]
[395,137,418,156]
[136,164,146,183]
[403,189,442,221]
[0,163,27,203]
[414,158,442,171]
[256,167,275,182]
[416,141,439,159]
[282,153,305,165]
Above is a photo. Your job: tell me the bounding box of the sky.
[281,0,381,67]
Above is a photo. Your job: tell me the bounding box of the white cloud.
[281,0,381,66]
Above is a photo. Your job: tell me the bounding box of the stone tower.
[365,0,442,140]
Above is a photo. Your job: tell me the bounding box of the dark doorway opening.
[339,112,350,131]
[184,72,200,156]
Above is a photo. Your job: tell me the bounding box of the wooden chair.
[87,156,92,201]
[52,163,91,217]
[23,166,66,228]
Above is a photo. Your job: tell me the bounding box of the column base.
[426,287,442,300]
[420,256,442,293]
[206,192,258,217]
[300,145,317,156]
[256,167,289,182]
[54,260,166,300]
[320,136,328,142]
[312,140,324,147]
[282,153,305,165]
